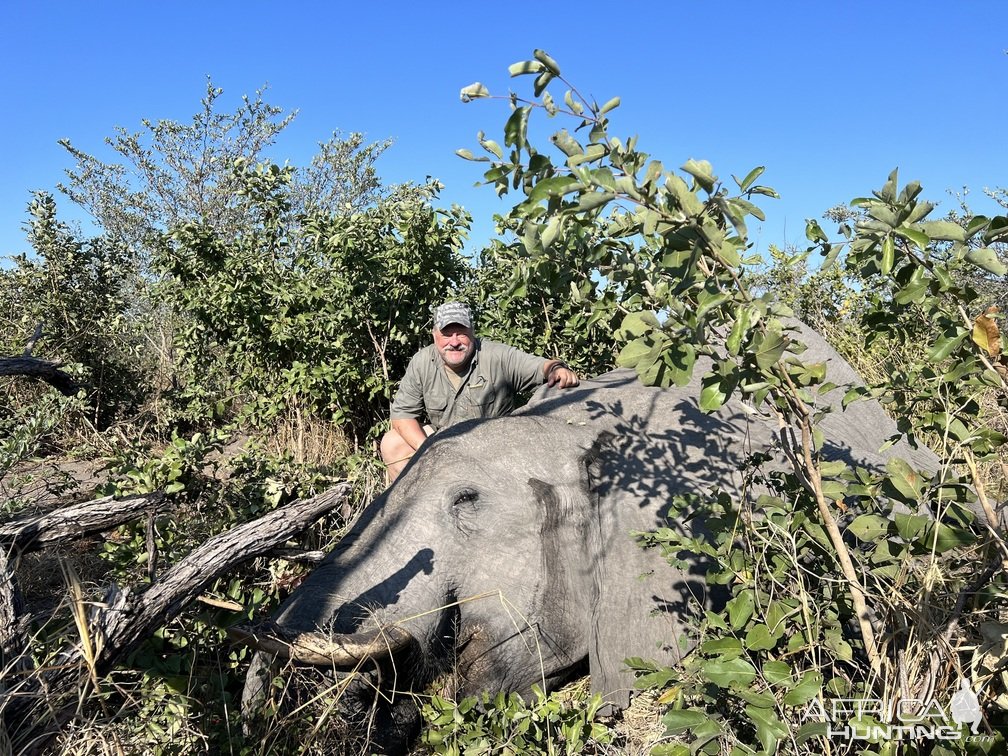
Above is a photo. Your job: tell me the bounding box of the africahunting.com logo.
[802,677,989,742]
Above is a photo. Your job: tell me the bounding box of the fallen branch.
[1,483,352,754]
[0,356,81,396]
[89,483,351,674]
[0,492,165,553]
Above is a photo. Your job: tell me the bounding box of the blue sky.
[2,2,1006,261]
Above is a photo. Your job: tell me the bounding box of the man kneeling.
[380,302,579,482]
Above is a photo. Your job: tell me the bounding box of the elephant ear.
[582,428,712,714]
[525,419,655,711]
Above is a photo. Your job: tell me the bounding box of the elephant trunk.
[231,621,415,668]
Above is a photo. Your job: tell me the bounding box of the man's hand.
[546,362,579,388]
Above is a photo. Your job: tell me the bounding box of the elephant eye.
[449,488,479,534]
[452,488,479,509]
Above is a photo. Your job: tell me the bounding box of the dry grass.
[259,410,356,470]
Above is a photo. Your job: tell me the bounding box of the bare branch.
[89,482,351,671]
[22,323,43,358]
[0,492,165,553]
[0,357,81,397]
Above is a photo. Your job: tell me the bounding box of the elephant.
[240,322,941,752]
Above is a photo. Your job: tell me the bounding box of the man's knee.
[380,429,408,464]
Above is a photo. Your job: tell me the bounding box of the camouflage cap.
[433,301,473,331]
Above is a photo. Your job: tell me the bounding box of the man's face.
[433,323,475,371]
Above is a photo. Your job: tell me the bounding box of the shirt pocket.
[424,392,450,429]
[467,383,497,417]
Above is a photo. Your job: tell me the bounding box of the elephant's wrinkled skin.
[242,324,938,751]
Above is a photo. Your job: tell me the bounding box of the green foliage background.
[2,55,1007,755]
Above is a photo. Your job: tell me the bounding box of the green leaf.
[805,219,827,243]
[893,267,930,305]
[727,591,755,630]
[650,746,690,756]
[745,705,788,753]
[726,307,754,356]
[744,623,779,651]
[736,165,765,192]
[701,637,743,656]
[527,176,579,203]
[681,159,716,192]
[577,191,615,212]
[792,721,829,745]
[563,89,583,115]
[598,96,621,115]
[823,629,853,661]
[847,514,891,542]
[881,234,895,275]
[552,129,584,158]
[702,657,757,688]
[532,48,561,75]
[885,457,923,501]
[820,243,842,269]
[927,522,976,553]
[763,660,793,688]
[896,225,929,250]
[966,247,1008,276]
[894,512,929,541]
[752,330,789,371]
[508,60,545,77]
[504,106,530,149]
[616,338,660,369]
[926,330,967,362]
[533,71,553,97]
[459,82,490,102]
[618,311,662,338]
[661,709,710,732]
[696,290,730,322]
[664,341,698,388]
[919,220,967,242]
[541,216,561,250]
[699,376,728,412]
[782,671,822,706]
[480,139,503,159]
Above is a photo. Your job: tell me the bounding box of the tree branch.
[0,357,81,397]
[0,492,165,553]
[22,323,43,357]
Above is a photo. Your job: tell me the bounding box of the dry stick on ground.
[0,492,165,553]
[1,483,352,755]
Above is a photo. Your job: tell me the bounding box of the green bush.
[0,192,151,428]
[421,685,611,755]
[158,166,471,439]
[457,51,1008,754]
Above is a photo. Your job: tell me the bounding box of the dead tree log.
[0,357,81,397]
[0,483,351,754]
[0,492,165,553]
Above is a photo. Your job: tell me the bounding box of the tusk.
[229,621,414,667]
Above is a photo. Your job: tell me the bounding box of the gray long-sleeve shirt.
[390,339,547,431]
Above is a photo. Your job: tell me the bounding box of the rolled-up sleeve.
[390,355,427,421]
[504,345,547,395]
